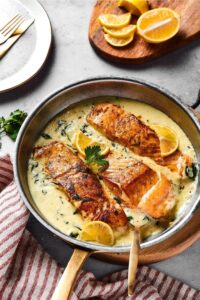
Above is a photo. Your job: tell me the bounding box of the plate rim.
[0,0,52,93]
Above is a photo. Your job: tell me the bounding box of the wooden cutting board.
[94,209,200,264]
[89,0,200,64]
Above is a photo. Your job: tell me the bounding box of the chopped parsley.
[69,232,78,238]
[85,145,108,167]
[41,132,52,139]
[127,216,133,222]
[80,123,89,134]
[185,163,198,180]
[0,109,27,147]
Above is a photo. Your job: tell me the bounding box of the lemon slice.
[75,131,109,156]
[104,32,134,47]
[79,221,114,245]
[151,125,179,157]
[98,13,131,29]
[118,0,149,16]
[103,24,136,38]
[137,8,180,43]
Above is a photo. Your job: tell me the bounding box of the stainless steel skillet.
[14,78,200,299]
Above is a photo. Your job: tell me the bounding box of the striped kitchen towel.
[0,154,199,300]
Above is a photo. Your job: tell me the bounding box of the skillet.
[14,77,200,299]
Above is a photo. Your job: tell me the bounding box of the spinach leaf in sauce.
[69,232,79,238]
[41,132,52,139]
[185,163,198,180]
[56,120,71,141]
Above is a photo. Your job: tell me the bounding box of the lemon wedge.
[79,221,114,245]
[118,0,149,16]
[137,8,180,44]
[151,125,179,157]
[98,13,131,29]
[103,24,136,38]
[104,32,134,47]
[75,131,109,156]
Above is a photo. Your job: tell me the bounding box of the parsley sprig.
[0,110,27,148]
[85,145,108,167]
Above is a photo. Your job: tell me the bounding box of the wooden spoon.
[128,226,140,296]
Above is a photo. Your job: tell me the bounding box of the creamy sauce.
[27,99,198,246]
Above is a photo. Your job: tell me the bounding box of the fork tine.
[0,14,20,32]
[1,16,24,35]
[3,17,24,38]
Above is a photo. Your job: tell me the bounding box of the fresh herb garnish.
[41,133,52,139]
[127,216,133,222]
[185,163,198,180]
[0,109,27,147]
[85,145,108,167]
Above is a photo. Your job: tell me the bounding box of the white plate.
[0,0,52,93]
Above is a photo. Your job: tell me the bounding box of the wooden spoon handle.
[51,248,91,300]
[128,229,140,296]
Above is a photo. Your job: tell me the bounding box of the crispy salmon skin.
[33,142,128,231]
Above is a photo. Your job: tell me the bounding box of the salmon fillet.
[87,103,162,161]
[33,142,128,231]
[138,175,176,219]
[87,103,189,174]
[100,154,176,219]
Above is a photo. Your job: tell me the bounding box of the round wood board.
[94,209,200,264]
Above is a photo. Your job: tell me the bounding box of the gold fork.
[0,14,25,44]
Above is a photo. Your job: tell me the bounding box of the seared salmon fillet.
[100,154,176,219]
[87,103,162,161]
[87,103,189,174]
[138,175,176,219]
[33,142,128,231]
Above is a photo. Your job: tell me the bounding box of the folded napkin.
[0,155,199,300]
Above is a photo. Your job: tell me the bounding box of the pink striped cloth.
[0,155,199,300]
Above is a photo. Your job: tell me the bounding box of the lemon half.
[118,0,149,16]
[151,125,179,157]
[79,221,114,245]
[98,12,131,29]
[137,8,180,44]
[75,131,109,156]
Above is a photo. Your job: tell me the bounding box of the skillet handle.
[51,248,91,300]
[128,228,140,296]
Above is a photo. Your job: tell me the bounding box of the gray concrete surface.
[0,0,200,290]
